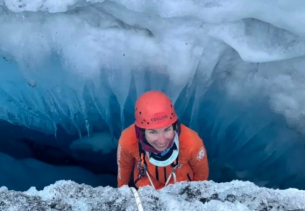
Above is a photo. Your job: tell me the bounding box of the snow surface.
[0,180,304,210]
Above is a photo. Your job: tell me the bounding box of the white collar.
[146,132,179,167]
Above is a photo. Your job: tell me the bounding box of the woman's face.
[145,125,175,152]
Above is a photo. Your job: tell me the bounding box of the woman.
[117,90,209,189]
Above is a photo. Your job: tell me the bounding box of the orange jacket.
[117,124,209,189]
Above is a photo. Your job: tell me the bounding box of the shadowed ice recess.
[0,0,305,191]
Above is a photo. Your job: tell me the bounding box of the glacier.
[0,0,305,198]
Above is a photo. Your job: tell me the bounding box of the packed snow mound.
[0,180,304,211]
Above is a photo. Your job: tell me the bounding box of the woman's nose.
[157,133,167,145]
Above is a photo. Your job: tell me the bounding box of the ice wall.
[0,0,305,189]
[1,1,305,135]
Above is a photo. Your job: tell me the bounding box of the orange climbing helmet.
[135,90,178,129]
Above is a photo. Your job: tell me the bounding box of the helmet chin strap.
[146,132,179,167]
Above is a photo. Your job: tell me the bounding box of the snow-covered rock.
[0,180,304,210]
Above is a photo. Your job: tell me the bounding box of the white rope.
[164,166,178,187]
[165,172,177,187]
[173,172,177,183]
[145,171,156,189]
[131,166,178,211]
[130,187,144,211]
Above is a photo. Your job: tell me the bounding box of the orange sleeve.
[189,135,209,181]
[117,135,135,187]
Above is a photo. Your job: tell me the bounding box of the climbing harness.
[135,132,180,189]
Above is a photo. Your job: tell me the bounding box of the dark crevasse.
[181,81,305,189]
[0,120,117,191]
[1,78,305,191]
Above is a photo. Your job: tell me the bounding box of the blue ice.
[0,0,305,191]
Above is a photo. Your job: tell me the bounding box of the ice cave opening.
[1,0,305,192]
[1,79,305,191]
